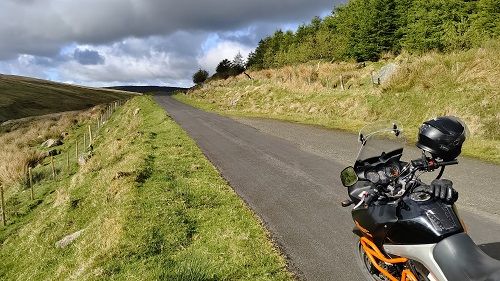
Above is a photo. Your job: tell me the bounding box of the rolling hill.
[107,85,187,94]
[0,74,136,122]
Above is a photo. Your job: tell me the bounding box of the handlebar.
[341,157,459,208]
[436,159,459,167]
[411,157,458,172]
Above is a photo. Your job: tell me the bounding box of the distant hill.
[107,86,188,94]
[0,74,136,122]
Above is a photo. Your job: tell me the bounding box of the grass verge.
[174,44,499,164]
[0,96,292,280]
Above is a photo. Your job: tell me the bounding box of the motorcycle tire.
[355,240,388,281]
[355,240,432,281]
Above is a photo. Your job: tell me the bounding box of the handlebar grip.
[436,160,458,167]
[411,158,426,169]
[411,158,458,171]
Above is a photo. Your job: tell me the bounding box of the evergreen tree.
[233,52,245,68]
[215,59,232,78]
[247,38,269,69]
[232,52,245,75]
[245,0,499,68]
[192,69,209,85]
[402,0,472,52]
[468,0,500,43]
[372,0,400,54]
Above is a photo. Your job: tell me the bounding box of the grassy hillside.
[176,44,500,164]
[0,74,135,122]
[0,96,291,280]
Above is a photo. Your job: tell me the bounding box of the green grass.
[0,96,292,280]
[0,74,135,122]
[174,44,500,164]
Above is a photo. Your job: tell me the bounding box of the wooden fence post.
[29,167,34,200]
[340,75,345,90]
[0,183,5,226]
[88,125,92,144]
[75,141,79,162]
[51,156,56,179]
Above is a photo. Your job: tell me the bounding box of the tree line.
[246,0,499,69]
[193,52,246,85]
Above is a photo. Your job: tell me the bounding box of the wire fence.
[0,100,125,226]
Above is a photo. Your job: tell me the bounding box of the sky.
[0,0,342,87]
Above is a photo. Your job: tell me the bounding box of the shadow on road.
[479,242,500,260]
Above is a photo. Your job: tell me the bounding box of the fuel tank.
[352,193,464,245]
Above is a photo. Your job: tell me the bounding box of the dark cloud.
[73,49,105,65]
[0,0,344,86]
[0,0,340,59]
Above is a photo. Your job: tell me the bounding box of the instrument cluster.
[363,161,401,185]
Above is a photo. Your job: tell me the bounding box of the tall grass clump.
[0,107,103,194]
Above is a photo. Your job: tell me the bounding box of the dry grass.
[0,106,104,189]
[0,150,41,186]
[177,43,500,163]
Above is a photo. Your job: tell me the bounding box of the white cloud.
[56,41,198,87]
[197,41,253,74]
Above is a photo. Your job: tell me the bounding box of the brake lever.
[365,192,376,205]
[353,190,378,209]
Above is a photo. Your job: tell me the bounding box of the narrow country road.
[154,94,500,281]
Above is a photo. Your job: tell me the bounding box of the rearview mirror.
[340,166,358,187]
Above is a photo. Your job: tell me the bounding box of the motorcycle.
[339,120,500,281]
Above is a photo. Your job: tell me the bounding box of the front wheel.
[355,240,431,281]
[355,240,390,281]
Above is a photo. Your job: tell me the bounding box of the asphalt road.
[154,94,500,281]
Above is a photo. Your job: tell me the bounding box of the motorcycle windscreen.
[356,121,406,165]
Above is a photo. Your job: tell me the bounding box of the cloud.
[0,0,344,86]
[57,35,206,87]
[197,41,253,74]
[73,49,105,65]
[0,0,338,59]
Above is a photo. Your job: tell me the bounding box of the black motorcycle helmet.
[416,116,468,160]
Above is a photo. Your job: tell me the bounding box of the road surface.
[154,94,500,281]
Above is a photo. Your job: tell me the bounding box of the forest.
[246,0,499,68]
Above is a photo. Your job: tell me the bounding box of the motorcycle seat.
[433,233,500,281]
